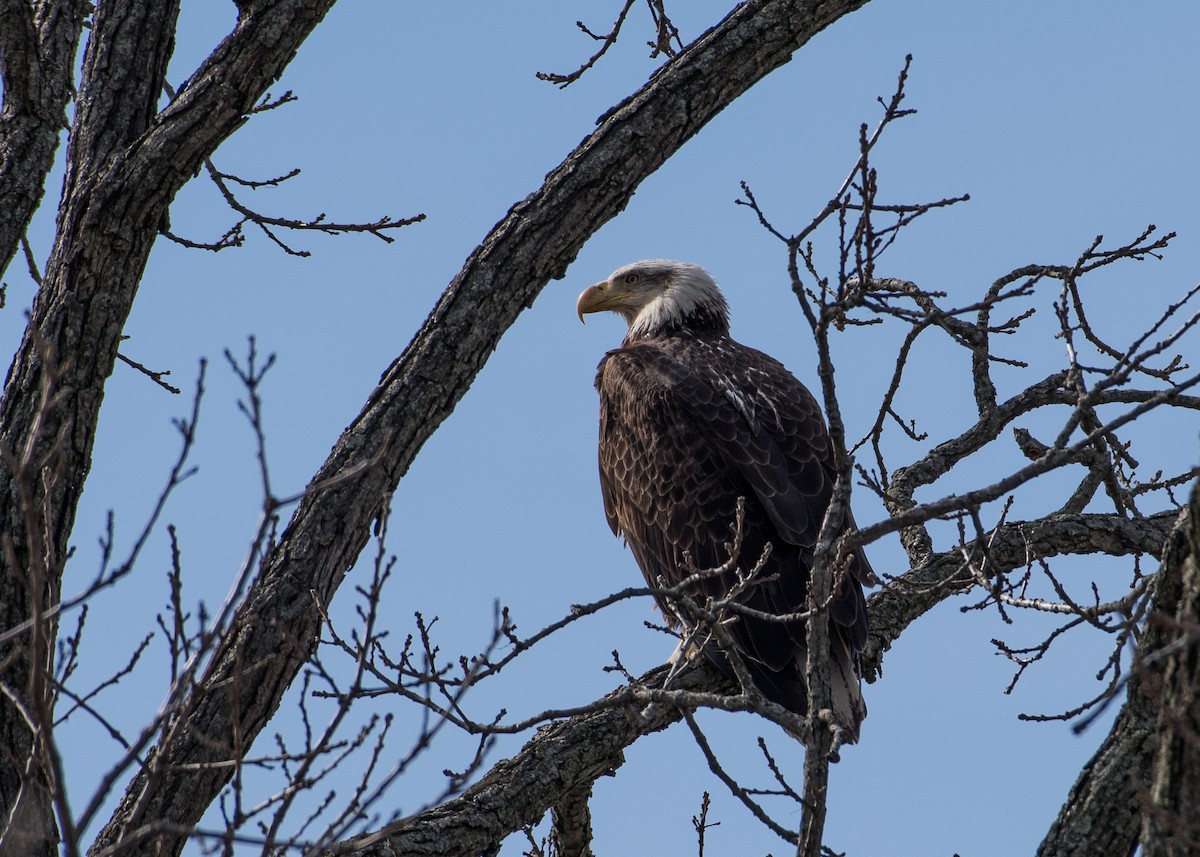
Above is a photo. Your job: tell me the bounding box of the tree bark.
[550,788,596,857]
[1038,488,1198,857]
[861,512,1175,680]
[1141,484,1200,856]
[1036,702,1157,857]
[1,4,181,852]
[1,2,339,853]
[0,0,84,282]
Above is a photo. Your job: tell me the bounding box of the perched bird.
[577,259,876,742]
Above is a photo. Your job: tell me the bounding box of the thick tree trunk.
[1038,486,1199,857]
[1036,703,1157,857]
[1141,484,1200,856]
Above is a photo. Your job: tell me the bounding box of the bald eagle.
[577,259,876,742]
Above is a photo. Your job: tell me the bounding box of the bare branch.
[536,0,684,88]
[115,342,182,395]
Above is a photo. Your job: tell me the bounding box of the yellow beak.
[576,281,626,322]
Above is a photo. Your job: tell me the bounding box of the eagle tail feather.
[699,634,866,746]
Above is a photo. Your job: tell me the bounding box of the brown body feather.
[592,298,874,740]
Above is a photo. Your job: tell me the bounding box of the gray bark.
[550,788,597,857]
[1142,484,1200,856]
[1038,489,1199,857]
[862,512,1176,680]
[1037,703,1157,857]
[0,0,84,281]
[1,2,338,854]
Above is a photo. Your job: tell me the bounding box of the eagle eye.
[624,273,640,285]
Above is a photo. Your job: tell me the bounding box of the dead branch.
[157,81,425,256]
[536,0,683,88]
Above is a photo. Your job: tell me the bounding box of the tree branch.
[862,512,1176,681]
[308,510,1171,856]
[0,0,85,281]
[1141,483,1200,855]
[549,787,596,857]
[335,661,731,857]
[1038,489,1197,856]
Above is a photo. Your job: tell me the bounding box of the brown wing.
[666,337,876,648]
[595,334,872,721]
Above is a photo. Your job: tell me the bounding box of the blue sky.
[4,2,1199,854]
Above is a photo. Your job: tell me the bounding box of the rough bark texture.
[1038,492,1198,857]
[1,4,182,852]
[550,788,596,857]
[1142,484,1200,856]
[75,2,870,855]
[862,512,1176,680]
[339,662,732,857]
[0,0,83,281]
[1037,702,1157,857]
[0,11,89,848]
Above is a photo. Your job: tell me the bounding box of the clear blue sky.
[5,2,1198,854]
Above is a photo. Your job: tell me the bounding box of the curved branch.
[0,0,85,280]
[338,661,729,857]
[304,511,1172,855]
[862,512,1176,679]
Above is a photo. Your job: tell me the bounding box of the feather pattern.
[583,260,875,741]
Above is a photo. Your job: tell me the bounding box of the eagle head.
[576,259,730,340]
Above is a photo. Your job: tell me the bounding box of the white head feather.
[615,260,729,339]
